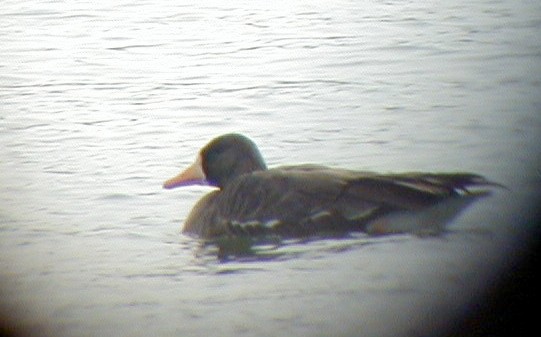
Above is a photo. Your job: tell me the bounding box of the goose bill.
[163,155,206,189]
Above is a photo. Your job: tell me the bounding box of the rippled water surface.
[1,0,540,336]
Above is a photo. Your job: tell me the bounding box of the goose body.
[164,134,497,238]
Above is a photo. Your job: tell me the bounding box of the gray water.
[1,0,540,336]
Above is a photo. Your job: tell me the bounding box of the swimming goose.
[164,133,498,238]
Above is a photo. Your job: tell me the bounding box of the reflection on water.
[195,233,369,263]
[1,0,540,336]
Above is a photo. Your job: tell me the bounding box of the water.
[1,0,540,336]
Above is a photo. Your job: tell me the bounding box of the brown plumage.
[164,134,499,239]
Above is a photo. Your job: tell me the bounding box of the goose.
[164,133,499,238]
